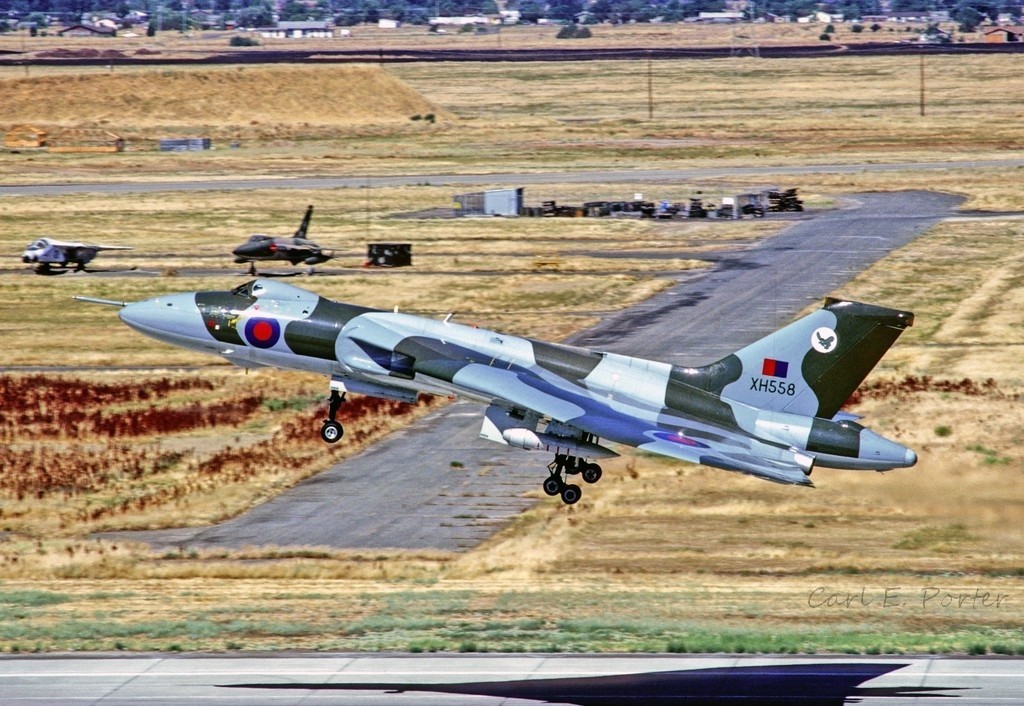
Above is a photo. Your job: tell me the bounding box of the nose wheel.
[319,389,345,444]
[544,454,602,505]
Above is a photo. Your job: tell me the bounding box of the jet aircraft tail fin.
[707,298,914,419]
[294,205,313,239]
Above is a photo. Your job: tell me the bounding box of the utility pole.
[919,52,925,117]
[647,51,653,120]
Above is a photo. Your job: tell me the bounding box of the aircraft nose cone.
[119,294,205,348]
[905,448,918,467]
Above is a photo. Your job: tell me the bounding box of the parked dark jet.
[78,280,917,506]
[231,205,333,275]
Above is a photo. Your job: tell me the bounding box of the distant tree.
[661,0,685,21]
[870,21,881,30]
[280,0,318,20]
[548,0,583,21]
[235,2,273,27]
[851,22,864,31]
[588,0,614,21]
[556,21,590,36]
[953,4,982,30]
[364,0,381,23]
[689,0,726,12]
[516,0,545,22]
[824,22,835,32]
[889,0,930,10]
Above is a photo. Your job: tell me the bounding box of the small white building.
[259,21,334,38]
[697,11,745,22]
[429,15,492,26]
[378,18,400,29]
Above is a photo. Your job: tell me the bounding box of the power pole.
[647,51,653,120]
[919,52,926,117]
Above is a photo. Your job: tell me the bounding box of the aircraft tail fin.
[705,298,913,419]
[294,205,314,239]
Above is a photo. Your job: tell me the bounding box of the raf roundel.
[244,317,281,349]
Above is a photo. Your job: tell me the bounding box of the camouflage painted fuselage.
[117,279,917,486]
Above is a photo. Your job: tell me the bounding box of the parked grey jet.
[22,237,132,273]
[232,205,333,275]
[77,280,917,504]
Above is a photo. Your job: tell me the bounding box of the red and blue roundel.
[244,317,281,349]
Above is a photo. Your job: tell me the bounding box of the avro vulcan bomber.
[78,280,917,505]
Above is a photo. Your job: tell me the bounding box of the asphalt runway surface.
[3,158,1024,197]
[3,653,1023,705]
[101,189,965,552]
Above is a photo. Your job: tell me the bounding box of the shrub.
[556,24,591,39]
[230,35,259,46]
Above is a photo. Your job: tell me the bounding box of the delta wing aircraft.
[231,205,333,275]
[77,280,917,504]
[22,237,132,273]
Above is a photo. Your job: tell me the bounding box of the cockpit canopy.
[229,279,320,305]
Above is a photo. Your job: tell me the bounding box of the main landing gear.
[544,454,603,505]
[319,389,345,443]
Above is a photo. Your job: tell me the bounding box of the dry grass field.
[0,21,994,57]
[0,55,1023,655]
[0,54,1021,182]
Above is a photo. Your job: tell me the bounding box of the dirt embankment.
[0,65,448,136]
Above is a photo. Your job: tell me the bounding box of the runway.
[2,653,1022,704]
[2,158,1024,197]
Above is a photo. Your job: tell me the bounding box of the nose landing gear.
[544,454,603,505]
[319,389,345,443]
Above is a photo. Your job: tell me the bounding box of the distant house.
[697,11,745,22]
[378,18,400,29]
[983,26,1024,42]
[58,24,116,37]
[429,16,492,26]
[886,12,930,22]
[258,21,334,38]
